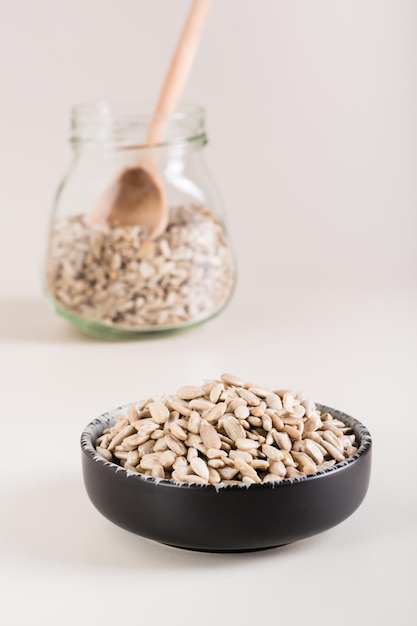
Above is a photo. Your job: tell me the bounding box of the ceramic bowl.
[81,404,372,552]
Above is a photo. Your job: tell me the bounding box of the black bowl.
[81,404,372,552]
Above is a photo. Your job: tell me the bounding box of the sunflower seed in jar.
[47,206,235,332]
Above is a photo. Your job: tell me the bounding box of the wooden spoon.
[89,0,212,239]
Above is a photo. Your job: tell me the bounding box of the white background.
[0,0,415,294]
[0,1,416,625]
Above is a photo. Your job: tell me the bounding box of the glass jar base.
[46,295,231,340]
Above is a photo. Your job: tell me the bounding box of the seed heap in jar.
[46,204,235,330]
[95,374,358,485]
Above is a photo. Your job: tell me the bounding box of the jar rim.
[70,101,206,148]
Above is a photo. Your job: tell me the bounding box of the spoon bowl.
[89,165,168,237]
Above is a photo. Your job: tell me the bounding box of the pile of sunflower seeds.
[46,204,235,329]
[95,373,358,485]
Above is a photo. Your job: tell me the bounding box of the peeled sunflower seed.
[187,410,202,434]
[151,463,165,479]
[205,402,228,423]
[262,444,284,462]
[148,402,170,424]
[159,450,177,468]
[96,447,112,461]
[169,422,188,441]
[165,435,186,456]
[233,458,261,483]
[200,420,222,450]
[108,425,136,451]
[237,388,261,407]
[190,457,210,481]
[235,438,260,451]
[209,383,224,404]
[266,393,283,410]
[208,467,221,484]
[176,386,204,400]
[95,374,358,485]
[221,415,246,442]
[220,373,247,387]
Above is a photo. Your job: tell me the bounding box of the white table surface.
[1,280,416,626]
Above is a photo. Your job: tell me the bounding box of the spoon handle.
[146,0,212,146]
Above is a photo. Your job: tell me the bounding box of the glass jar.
[44,103,236,339]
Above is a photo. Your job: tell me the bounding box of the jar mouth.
[70,101,206,148]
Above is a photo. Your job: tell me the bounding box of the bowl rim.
[81,403,372,491]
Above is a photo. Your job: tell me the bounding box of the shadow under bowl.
[81,404,372,552]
